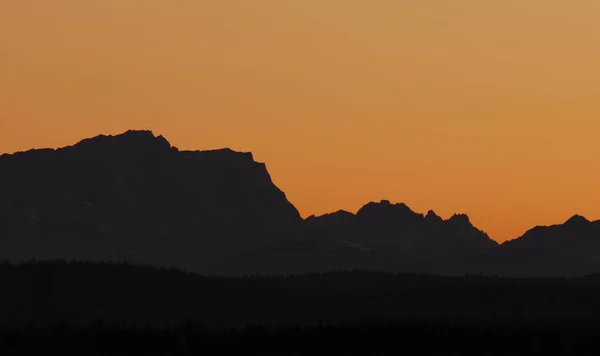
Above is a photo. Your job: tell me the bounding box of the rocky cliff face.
[0,130,302,273]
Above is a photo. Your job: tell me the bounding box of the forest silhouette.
[3,260,600,353]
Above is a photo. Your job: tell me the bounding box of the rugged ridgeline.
[228,201,499,275]
[306,202,497,270]
[0,130,302,274]
[1,130,599,277]
[456,215,600,278]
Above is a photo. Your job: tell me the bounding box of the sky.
[1,1,599,242]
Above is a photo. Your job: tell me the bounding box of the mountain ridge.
[0,130,302,274]
[1,129,599,277]
[3,129,592,245]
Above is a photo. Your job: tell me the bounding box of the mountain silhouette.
[1,130,599,277]
[441,215,600,277]
[0,130,302,273]
[288,200,498,273]
[481,215,600,277]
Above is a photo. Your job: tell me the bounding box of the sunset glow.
[2,1,600,242]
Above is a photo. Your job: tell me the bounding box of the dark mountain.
[0,130,499,275]
[0,130,302,274]
[212,201,499,275]
[447,215,600,277]
[353,201,498,259]
[285,200,499,273]
[1,130,599,277]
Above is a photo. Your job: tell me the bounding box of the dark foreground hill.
[4,261,600,353]
[5,321,600,354]
[4,260,600,328]
[1,130,600,277]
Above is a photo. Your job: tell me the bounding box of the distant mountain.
[342,200,497,259]
[1,130,599,277]
[0,130,302,273]
[179,200,500,275]
[454,215,600,278]
[274,200,499,274]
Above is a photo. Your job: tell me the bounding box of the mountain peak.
[447,214,472,226]
[356,200,414,218]
[564,214,589,226]
[0,130,304,274]
[82,129,163,144]
[425,210,443,223]
[66,129,176,158]
[120,129,158,138]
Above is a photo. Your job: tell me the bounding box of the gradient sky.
[2,1,600,242]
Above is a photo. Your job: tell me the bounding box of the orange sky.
[1,1,600,242]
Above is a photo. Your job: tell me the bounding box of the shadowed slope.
[223,200,498,275]
[448,215,600,277]
[0,130,302,273]
[307,201,496,258]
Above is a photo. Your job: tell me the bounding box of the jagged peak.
[0,130,174,158]
[358,200,410,211]
[355,200,424,224]
[119,129,158,139]
[81,129,160,143]
[192,148,255,162]
[72,131,260,163]
[425,210,443,222]
[64,129,175,155]
[506,214,595,246]
[306,209,355,223]
[447,213,472,225]
[564,214,590,226]
[322,210,355,218]
[57,131,263,166]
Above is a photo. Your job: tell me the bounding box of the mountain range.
[1,130,598,277]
